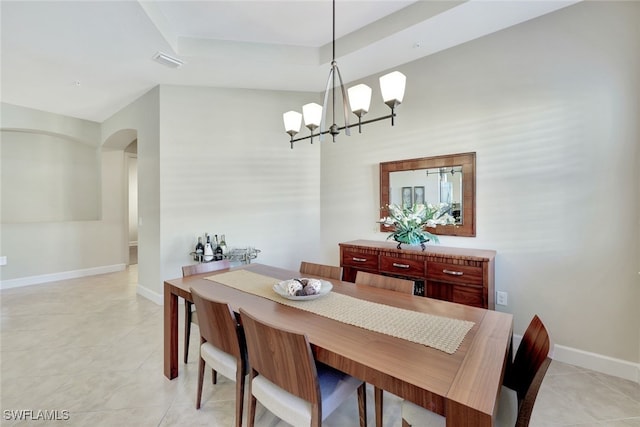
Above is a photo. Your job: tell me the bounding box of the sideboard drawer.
[380,255,425,278]
[341,249,379,271]
[428,261,483,285]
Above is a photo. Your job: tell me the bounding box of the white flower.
[378,202,456,245]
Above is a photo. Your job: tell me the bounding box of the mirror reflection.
[389,166,464,224]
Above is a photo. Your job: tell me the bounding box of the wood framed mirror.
[379,152,476,237]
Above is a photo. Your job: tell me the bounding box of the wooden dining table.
[164,263,513,427]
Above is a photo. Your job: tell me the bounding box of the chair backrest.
[190,287,244,360]
[239,308,320,405]
[508,315,552,427]
[299,261,342,280]
[182,259,230,277]
[355,271,414,295]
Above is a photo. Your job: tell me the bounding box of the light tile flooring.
[1,266,639,426]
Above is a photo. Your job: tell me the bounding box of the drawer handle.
[392,263,410,269]
[443,269,464,276]
[352,257,367,262]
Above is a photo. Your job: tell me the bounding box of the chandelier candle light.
[283,0,407,149]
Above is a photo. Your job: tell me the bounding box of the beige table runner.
[205,269,474,354]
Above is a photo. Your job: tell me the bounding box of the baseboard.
[0,264,126,290]
[136,284,163,305]
[513,334,640,383]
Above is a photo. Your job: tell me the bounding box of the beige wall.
[158,85,322,283]
[0,104,125,282]
[320,1,640,365]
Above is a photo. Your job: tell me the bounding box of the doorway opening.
[125,141,138,265]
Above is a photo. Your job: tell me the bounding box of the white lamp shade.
[283,110,302,133]
[379,71,406,104]
[348,84,372,114]
[302,103,323,127]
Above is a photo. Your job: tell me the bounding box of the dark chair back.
[355,270,414,294]
[507,315,552,427]
[182,259,230,277]
[190,288,244,361]
[240,308,320,405]
[299,261,342,280]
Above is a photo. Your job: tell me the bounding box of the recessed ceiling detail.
[0,0,581,122]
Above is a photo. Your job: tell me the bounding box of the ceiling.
[0,0,580,123]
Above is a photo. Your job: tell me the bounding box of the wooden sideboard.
[339,240,496,309]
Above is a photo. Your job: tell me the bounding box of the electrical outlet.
[496,291,508,306]
[0,256,6,266]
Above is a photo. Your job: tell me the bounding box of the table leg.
[375,386,383,427]
[446,400,492,427]
[164,283,179,379]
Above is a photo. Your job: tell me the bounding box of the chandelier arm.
[333,64,351,137]
[289,112,396,145]
[319,66,336,143]
[350,112,396,127]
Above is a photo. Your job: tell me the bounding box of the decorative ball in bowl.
[273,278,333,301]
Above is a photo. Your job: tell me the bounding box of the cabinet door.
[426,281,485,308]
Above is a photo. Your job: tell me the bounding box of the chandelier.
[283,0,406,149]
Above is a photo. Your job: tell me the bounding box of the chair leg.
[375,386,383,427]
[247,372,257,427]
[234,366,245,427]
[184,301,192,364]
[196,356,205,409]
[358,383,367,427]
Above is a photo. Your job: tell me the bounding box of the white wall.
[320,1,640,366]
[0,104,125,284]
[1,130,100,222]
[100,85,320,301]
[158,85,321,284]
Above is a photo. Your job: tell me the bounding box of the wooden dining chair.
[355,270,415,294]
[299,261,342,280]
[190,287,247,427]
[181,259,230,364]
[402,315,552,427]
[355,270,415,427]
[239,308,367,427]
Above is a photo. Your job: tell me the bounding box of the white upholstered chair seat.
[252,363,363,427]
[200,342,238,382]
[402,386,518,427]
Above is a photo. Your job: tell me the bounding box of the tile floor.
[1,266,639,426]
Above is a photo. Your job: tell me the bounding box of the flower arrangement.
[379,203,456,250]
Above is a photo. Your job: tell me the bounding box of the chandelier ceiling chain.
[283,0,406,149]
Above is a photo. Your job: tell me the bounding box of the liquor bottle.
[219,234,228,256]
[214,234,224,261]
[194,236,204,262]
[203,234,214,262]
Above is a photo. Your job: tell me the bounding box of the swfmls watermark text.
[3,409,70,421]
